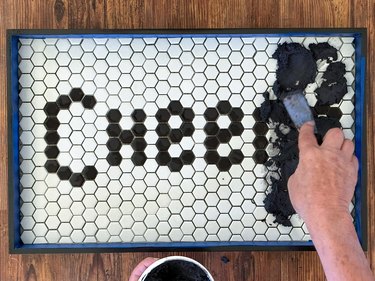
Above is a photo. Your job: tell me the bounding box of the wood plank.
[98,253,122,281]
[106,0,282,29]
[14,0,55,28]
[106,0,144,29]
[105,0,208,29]
[364,0,374,272]
[252,252,281,281]
[207,0,281,28]
[0,0,22,279]
[279,0,352,27]
[68,0,105,29]
[0,0,10,214]
[8,253,96,281]
[352,0,374,272]
[53,0,69,29]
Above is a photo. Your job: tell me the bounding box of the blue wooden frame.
[7,28,367,253]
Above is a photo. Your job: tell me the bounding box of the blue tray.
[8,29,367,253]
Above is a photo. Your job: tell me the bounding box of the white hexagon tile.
[17,36,356,244]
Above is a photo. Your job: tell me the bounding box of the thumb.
[298,121,318,151]
[129,258,159,281]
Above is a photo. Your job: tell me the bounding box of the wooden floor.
[0,0,374,280]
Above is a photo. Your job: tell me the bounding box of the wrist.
[303,208,353,232]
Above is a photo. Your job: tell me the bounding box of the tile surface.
[17,36,356,244]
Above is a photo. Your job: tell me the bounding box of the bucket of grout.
[138,256,214,281]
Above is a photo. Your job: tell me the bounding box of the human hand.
[129,257,158,281]
[288,122,358,225]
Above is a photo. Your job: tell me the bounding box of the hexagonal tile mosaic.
[17,36,356,244]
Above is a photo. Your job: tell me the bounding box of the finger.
[129,258,158,281]
[298,122,318,151]
[352,155,359,171]
[321,128,345,150]
[287,173,295,190]
[341,139,355,158]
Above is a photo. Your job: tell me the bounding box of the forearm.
[306,211,374,281]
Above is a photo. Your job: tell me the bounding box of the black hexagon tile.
[17,35,356,245]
